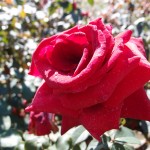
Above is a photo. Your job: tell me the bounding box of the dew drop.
[54,72,59,80]
[54,72,58,75]
[45,70,50,78]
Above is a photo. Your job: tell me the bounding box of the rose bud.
[28,111,58,136]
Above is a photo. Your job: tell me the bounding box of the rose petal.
[29,26,79,77]
[115,30,132,43]
[89,18,114,55]
[66,32,89,47]
[105,25,113,33]
[89,18,105,31]
[28,60,42,78]
[58,38,123,93]
[28,112,53,136]
[33,28,107,93]
[61,44,140,110]
[48,32,89,72]
[80,104,121,140]
[29,35,57,77]
[126,38,146,58]
[25,81,79,117]
[105,50,150,108]
[121,87,150,121]
[74,48,90,76]
[61,116,80,134]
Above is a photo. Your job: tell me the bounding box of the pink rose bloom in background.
[26,18,150,140]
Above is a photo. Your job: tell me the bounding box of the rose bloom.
[28,112,58,136]
[26,18,150,140]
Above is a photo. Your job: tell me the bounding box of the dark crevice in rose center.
[48,41,84,73]
[61,54,81,65]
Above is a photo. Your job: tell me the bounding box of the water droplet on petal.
[45,70,50,78]
[54,72,59,82]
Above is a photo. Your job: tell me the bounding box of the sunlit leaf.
[75,130,89,145]
[111,143,134,150]
[124,145,134,150]
[56,134,70,150]
[71,126,90,145]
[65,3,73,13]
[115,137,140,145]
[88,0,94,6]
[48,2,59,15]
[114,126,135,139]
[114,126,140,144]
[0,129,22,148]
[79,142,87,150]
[87,139,99,150]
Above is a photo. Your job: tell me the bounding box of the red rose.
[28,111,58,136]
[26,18,150,140]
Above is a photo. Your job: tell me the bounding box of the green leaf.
[88,0,94,6]
[1,116,11,130]
[73,144,81,150]
[123,145,134,150]
[111,143,134,150]
[115,137,140,145]
[2,37,8,44]
[102,134,111,144]
[56,126,89,149]
[42,140,50,149]
[114,126,135,139]
[0,129,22,148]
[14,143,24,150]
[0,100,11,116]
[15,0,24,5]
[86,139,99,150]
[79,142,87,150]
[71,125,89,145]
[56,135,70,150]
[48,144,57,150]
[111,143,125,150]
[23,132,51,148]
[48,2,59,15]
[65,3,73,13]
[24,140,38,150]
[114,126,140,145]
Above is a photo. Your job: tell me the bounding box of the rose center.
[48,41,83,73]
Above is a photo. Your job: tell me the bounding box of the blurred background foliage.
[0,0,150,149]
